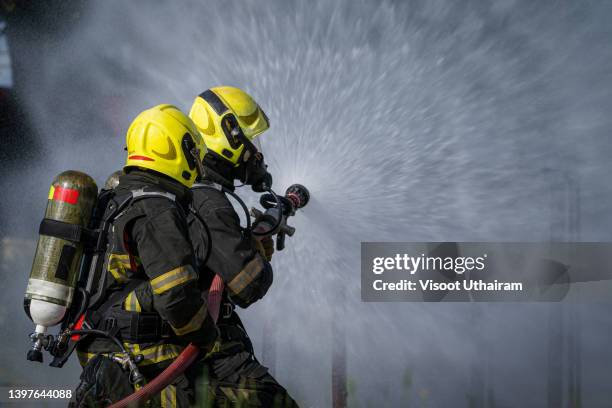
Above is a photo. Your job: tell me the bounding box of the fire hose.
[108,184,309,408]
[108,275,225,408]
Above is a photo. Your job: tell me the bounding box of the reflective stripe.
[170,304,208,336]
[127,343,183,366]
[108,268,127,283]
[150,265,197,295]
[77,350,93,367]
[77,343,184,367]
[220,386,257,404]
[124,291,142,312]
[131,189,176,202]
[125,341,140,355]
[161,385,177,408]
[238,388,254,402]
[226,256,264,296]
[192,182,223,191]
[26,278,73,302]
[109,253,131,264]
[108,253,131,283]
[220,387,238,401]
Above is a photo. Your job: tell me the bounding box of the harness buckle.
[160,321,173,339]
[221,302,234,319]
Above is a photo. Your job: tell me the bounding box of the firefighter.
[71,104,218,407]
[187,87,299,407]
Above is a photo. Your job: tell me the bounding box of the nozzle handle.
[276,232,286,251]
[281,223,296,237]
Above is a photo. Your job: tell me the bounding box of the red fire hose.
[207,273,225,322]
[108,274,225,408]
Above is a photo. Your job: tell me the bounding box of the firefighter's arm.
[200,200,274,308]
[132,203,218,351]
[226,254,273,308]
[254,236,274,262]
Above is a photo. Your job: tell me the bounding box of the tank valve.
[27,329,52,363]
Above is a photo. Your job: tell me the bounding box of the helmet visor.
[251,135,262,153]
[222,112,263,154]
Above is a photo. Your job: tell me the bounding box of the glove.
[254,236,274,262]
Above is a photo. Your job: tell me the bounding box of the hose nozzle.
[253,183,309,250]
[285,184,310,210]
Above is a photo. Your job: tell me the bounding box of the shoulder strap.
[112,189,176,220]
[111,189,178,233]
[192,182,224,192]
[87,189,180,322]
[84,189,174,310]
[131,188,177,202]
[39,218,93,244]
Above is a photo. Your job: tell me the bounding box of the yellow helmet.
[125,104,206,188]
[188,86,269,165]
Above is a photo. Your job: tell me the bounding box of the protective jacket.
[189,181,272,308]
[76,170,218,374]
[187,181,298,407]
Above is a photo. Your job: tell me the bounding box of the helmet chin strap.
[190,147,207,180]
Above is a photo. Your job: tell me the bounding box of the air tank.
[24,171,98,338]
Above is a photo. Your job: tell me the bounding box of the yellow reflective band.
[170,304,208,336]
[161,385,177,408]
[150,265,197,295]
[124,341,141,355]
[239,388,254,402]
[136,344,184,366]
[220,387,239,402]
[108,253,131,283]
[78,343,185,367]
[227,257,263,295]
[108,267,127,283]
[48,185,55,200]
[77,350,95,367]
[109,253,131,264]
[111,270,128,284]
[124,291,142,312]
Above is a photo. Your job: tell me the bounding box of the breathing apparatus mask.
[219,113,272,192]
